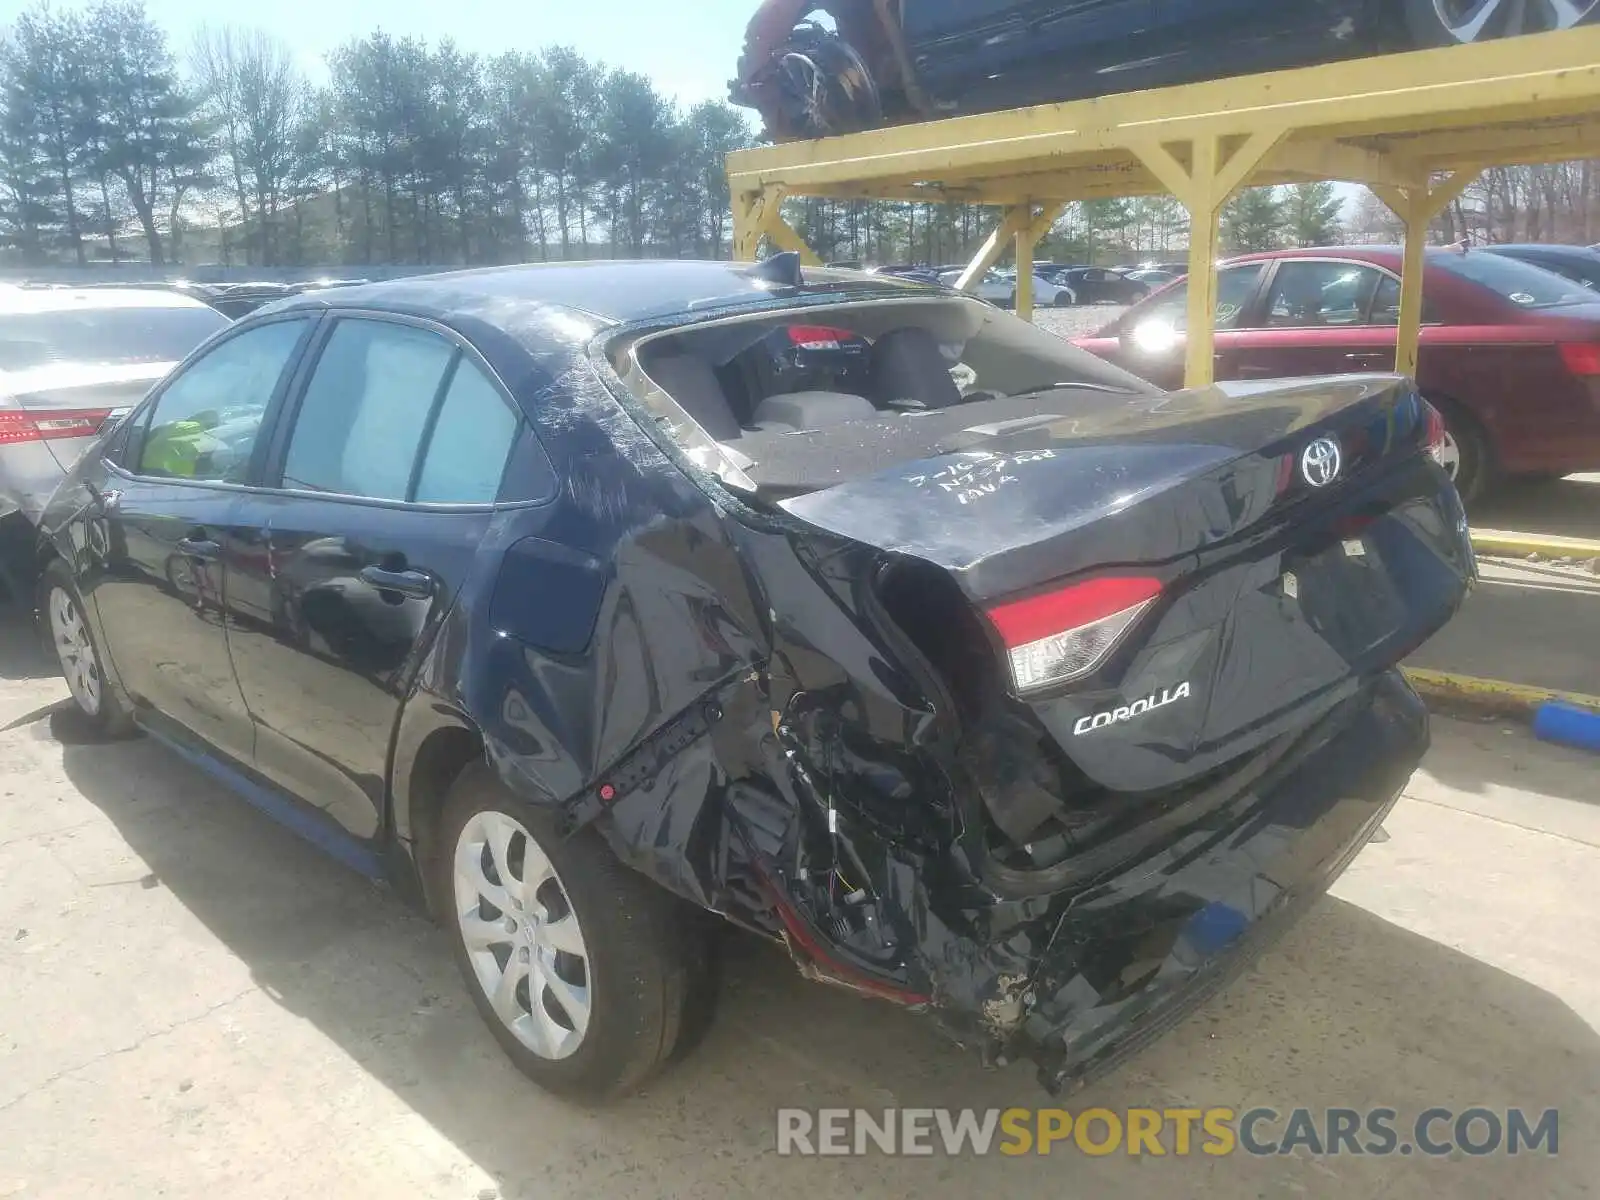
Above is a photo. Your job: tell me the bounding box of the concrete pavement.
[1,612,1597,1199]
[1408,557,1600,698]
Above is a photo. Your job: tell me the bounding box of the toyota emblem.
[1300,437,1343,488]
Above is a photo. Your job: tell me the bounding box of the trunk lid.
[779,374,1474,794]
[1,360,170,471]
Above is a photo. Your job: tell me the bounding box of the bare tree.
[190,25,305,265]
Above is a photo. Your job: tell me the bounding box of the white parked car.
[995,269,1078,307]
[937,268,1017,307]
[0,286,229,532]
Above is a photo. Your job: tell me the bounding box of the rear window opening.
[610,295,1159,497]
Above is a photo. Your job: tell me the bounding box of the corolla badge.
[1073,682,1192,736]
[1300,436,1343,488]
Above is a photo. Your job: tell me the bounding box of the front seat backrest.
[644,354,743,441]
[869,327,962,410]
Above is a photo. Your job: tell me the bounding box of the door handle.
[359,566,433,599]
[86,482,122,513]
[177,535,221,560]
[1344,352,1391,363]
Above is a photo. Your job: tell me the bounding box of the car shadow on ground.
[1475,474,1600,542]
[0,604,57,684]
[1402,715,1600,821]
[45,724,1600,1198]
[1406,563,1600,700]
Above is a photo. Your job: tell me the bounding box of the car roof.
[0,286,214,313]
[1482,243,1600,257]
[270,260,924,326]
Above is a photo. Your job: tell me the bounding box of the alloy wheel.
[48,586,102,716]
[1433,430,1463,481]
[1431,0,1599,41]
[452,810,592,1060]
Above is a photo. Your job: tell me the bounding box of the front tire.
[1404,0,1600,46]
[38,560,136,738]
[437,765,703,1100]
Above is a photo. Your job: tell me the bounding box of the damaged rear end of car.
[539,293,1474,1094]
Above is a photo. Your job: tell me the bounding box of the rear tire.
[1428,398,1492,505]
[1404,0,1600,46]
[38,560,136,738]
[436,765,703,1100]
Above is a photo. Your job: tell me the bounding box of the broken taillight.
[787,325,854,351]
[1422,400,1447,462]
[0,408,112,446]
[986,576,1163,694]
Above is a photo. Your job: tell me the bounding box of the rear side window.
[279,316,530,505]
[1369,277,1441,326]
[282,319,454,499]
[1261,261,1383,328]
[137,319,309,482]
[414,359,520,504]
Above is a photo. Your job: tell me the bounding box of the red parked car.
[1073,246,1600,500]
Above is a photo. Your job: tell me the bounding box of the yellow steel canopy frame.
[728,26,1600,388]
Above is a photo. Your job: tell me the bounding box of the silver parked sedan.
[0,286,229,527]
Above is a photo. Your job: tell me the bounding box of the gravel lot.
[1032,304,1127,341]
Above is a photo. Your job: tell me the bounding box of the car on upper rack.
[0,285,230,590]
[1071,245,1600,501]
[732,0,1600,139]
[36,257,1472,1101]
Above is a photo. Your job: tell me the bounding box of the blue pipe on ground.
[1532,702,1600,755]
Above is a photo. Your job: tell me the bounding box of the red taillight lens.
[786,325,854,350]
[986,576,1163,693]
[1558,342,1600,376]
[0,408,112,446]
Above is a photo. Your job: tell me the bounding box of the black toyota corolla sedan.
[733,0,1600,139]
[35,259,1473,1099]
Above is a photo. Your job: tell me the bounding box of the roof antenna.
[745,251,804,288]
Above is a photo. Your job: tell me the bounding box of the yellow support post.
[1371,172,1479,378]
[1131,129,1286,388]
[1015,214,1038,322]
[731,186,824,266]
[732,190,763,262]
[958,206,1031,291]
[1185,159,1221,389]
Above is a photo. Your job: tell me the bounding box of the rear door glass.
[281,319,455,500]
[1260,262,1384,328]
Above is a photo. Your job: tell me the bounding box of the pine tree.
[1221,186,1286,253]
[1285,181,1344,247]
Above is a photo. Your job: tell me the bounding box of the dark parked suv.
[37,261,1472,1099]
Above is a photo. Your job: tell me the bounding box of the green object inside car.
[143,411,221,478]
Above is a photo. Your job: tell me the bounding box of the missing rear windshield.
[612,295,1159,496]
